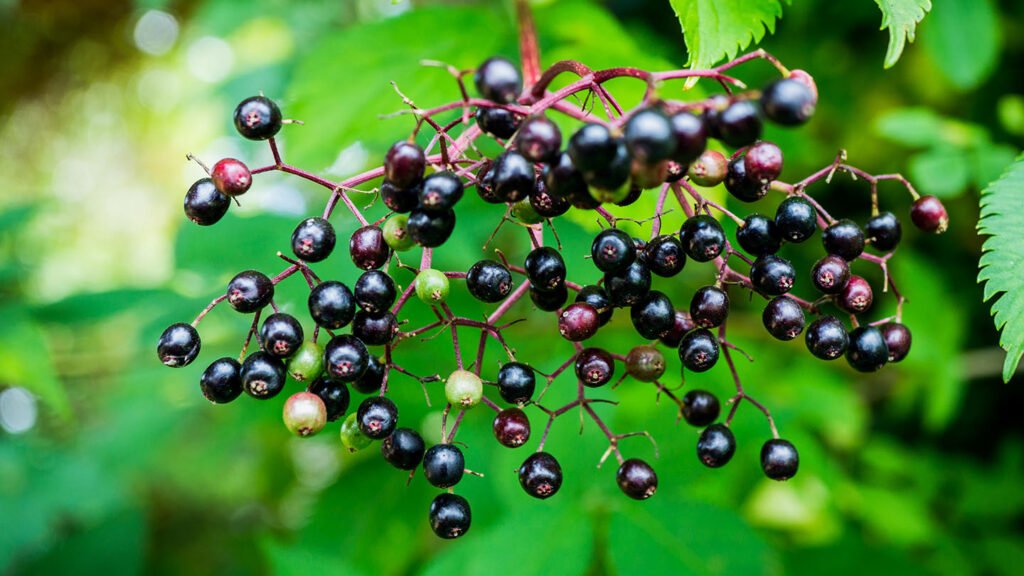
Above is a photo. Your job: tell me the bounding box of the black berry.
[518,452,562,499]
[381,179,420,213]
[604,260,652,307]
[575,285,613,326]
[724,154,767,202]
[291,217,336,262]
[529,283,568,312]
[680,215,726,262]
[158,322,201,367]
[761,78,816,126]
[429,493,471,540]
[476,107,520,139]
[750,255,796,296]
[679,328,719,372]
[881,322,912,362]
[241,351,286,399]
[616,458,658,500]
[865,211,902,252]
[226,270,274,313]
[689,285,729,329]
[349,225,391,270]
[466,260,513,303]
[845,326,889,372]
[805,316,849,360]
[775,196,818,243]
[682,390,720,427]
[631,290,675,339]
[384,141,426,189]
[497,362,536,404]
[323,334,369,382]
[711,100,761,148]
[624,107,676,165]
[644,235,685,277]
[307,281,355,330]
[475,56,522,104]
[356,396,398,439]
[381,428,425,470]
[697,424,736,468]
[491,150,535,202]
[822,219,865,261]
[810,255,851,295]
[419,171,464,212]
[407,208,456,248]
[423,443,465,488]
[200,357,242,403]
[184,178,230,226]
[260,313,304,358]
[761,438,799,480]
[669,112,708,164]
[493,407,531,448]
[352,311,398,346]
[525,246,566,291]
[516,116,561,163]
[543,151,588,199]
[762,296,806,341]
[233,95,282,140]
[351,354,385,394]
[591,228,636,273]
[308,376,350,422]
[575,347,615,387]
[354,270,397,314]
[737,214,782,256]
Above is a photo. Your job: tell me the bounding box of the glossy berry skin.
[474,56,522,104]
[233,95,282,140]
[568,123,619,177]
[381,179,419,213]
[680,215,726,262]
[497,362,536,405]
[241,351,286,399]
[631,290,675,339]
[910,195,949,233]
[260,313,304,358]
[669,112,708,164]
[226,270,274,313]
[591,228,636,273]
[744,141,784,184]
[419,171,464,212]
[351,354,385,394]
[423,443,464,488]
[352,311,398,346]
[762,296,806,341]
[604,260,652,308]
[429,493,471,540]
[575,285,613,326]
[349,226,391,270]
[200,357,242,403]
[210,158,252,197]
[307,281,355,330]
[323,335,369,382]
[525,247,566,291]
[575,347,615,387]
[282,392,327,437]
[587,139,632,194]
[493,407,531,448]
[559,303,600,342]
[476,107,520,139]
[356,396,398,440]
[750,255,796,296]
[518,452,562,499]
[737,214,782,256]
[838,275,873,314]
[307,376,350,422]
[682,390,720,427]
[866,212,902,252]
[624,107,676,165]
[544,152,588,199]
[530,283,568,312]
[446,369,484,408]
[184,178,230,226]
[291,217,336,262]
[679,329,719,373]
[846,326,889,372]
[659,310,696,348]
[158,323,201,367]
[382,214,415,252]
[625,345,666,382]
[811,255,851,295]
[805,316,849,360]
[688,149,728,187]
[340,412,372,453]
[761,439,799,480]
[697,424,736,468]
[515,197,546,223]
[775,196,818,243]
[381,428,425,470]
[516,116,562,163]
[354,270,396,314]
[881,322,912,362]
[617,459,658,500]
[466,260,513,303]
[724,155,767,202]
[761,78,816,126]
[415,269,450,305]
[384,141,426,189]
[407,208,456,248]
[711,100,762,148]
[644,235,685,277]
[822,219,865,261]
[529,178,571,218]
[689,286,729,329]
[491,150,535,202]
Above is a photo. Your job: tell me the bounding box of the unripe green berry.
[511,198,544,224]
[383,214,416,252]
[416,269,450,305]
[286,341,324,383]
[340,412,373,452]
[283,391,327,437]
[445,369,484,408]
[625,345,665,382]
[688,149,728,187]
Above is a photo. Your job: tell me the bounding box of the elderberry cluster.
[158,52,948,540]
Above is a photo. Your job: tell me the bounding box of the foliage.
[874,0,932,68]
[668,0,787,75]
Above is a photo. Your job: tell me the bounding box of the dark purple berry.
[604,260,652,307]
[419,171,464,212]
[429,493,471,540]
[474,56,522,104]
[384,141,426,188]
[822,219,865,261]
[761,78,816,126]
[679,329,719,372]
[762,296,806,341]
[775,196,818,243]
[519,452,562,499]
[559,302,600,342]
[423,443,464,488]
[407,208,456,248]
[226,270,274,313]
[680,215,726,262]
[529,283,568,312]
[497,362,535,404]
[568,123,618,177]
[354,270,397,314]
[711,100,762,148]
[233,95,282,140]
[158,322,201,368]
[493,408,531,448]
[259,313,304,358]
[644,235,685,277]
[381,428,425,470]
[846,326,889,372]
[697,424,736,468]
[323,335,369,382]
[291,217,336,262]
[524,246,566,291]
[910,195,949,233]
[349,225,391,270]
[516,116,561,163]
[669,112,708,164]
[689,285,729,329]
[624,107,676,165]
[659,310,696,348]
[476,106,520,139]
[682,390,720,427]
[744,141,784,183]
[200,357,242,403]
[351,354,385,394]
[761,438,799,480]
[805,316,849,360]
[308,376,350,422]
[750,255,796,296]
[308,281,355,330]
[241,351,286,399]
[810,255,851,294]
[737,213,781,256]
[381,179,420,213]
[881,322,912,363]
[543,152,587,199]
[724,154,767,202]
[617,459,658,500]
[351,311,398,346]
[184,178,229,226]
[466,260,513,303]
[631,290,675,339]
[491,150,535,202]
[838,275,873,314]
[575,347,614,387]
[356,396,398,439]
[865,212,902,252]
[575,285,613,326]
[529,177,571,218]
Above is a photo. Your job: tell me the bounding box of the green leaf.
[0,305,70,419]
[668,0,786,73]
[874,0,932,68]
[921,0,1000,90]
[978,153,1024,382]
[908,146,969,197]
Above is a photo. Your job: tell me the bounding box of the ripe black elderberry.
[381,179,420,213]
[200,357,242,403]
[697,424,736,468]
[384,140,426,189]
[689,285,729,329]
[761,438,799,480]
[575,347,615,387]
[710,100,762,148]
[669,112,708,164]
[822,219,865,261]
[805,316,849,360]
[543,152,588,199]
[291,217,336,262]
[259,313,304,358]
[846,326,889,372]
[491,150,535,202]
[419,171,464,212]
[381,428,426,471]
[679,329,720,372]
[497,362,535,404]
[591,228,636,273]
[429,493,471,540]
[529,177,571,218]
[184,178,230,226]
[307,281,355,330]
[775,196,818,243]
[724,155,767,203]
[324,335,369,382]
[865,211,902,252]
[354,270,397,314]
[423,443,465,488]
[624,107,676,165]
[525,247,566,291]
[516,116,561,163]
[352,311,398,346]
[351,354,385,394]
[158,322,201,367]
[680,215,726,262]
[681,390,720,427]
[761,78,816,126]
[762,296,805,341]
[407,208,456,248]
[587,138,631,195]
[356,396,398,439]
[881,322,912,362]
[559,303,600,342]
[349,225,391,270]
[575,285,613,327]
[604,260,652,308]
[616,459,658,500]
[737,214,781,257]
[519,452,562,499]
[493,407,531,448]
[466,260,513,303]
[530,282,567,312]
[308,376,350,422]
[810,255,851,295]
[644,235,685,277]
[568,123,618,177]
[631,290,675,339]
[241,351,286,399]
[474,56,522,104]
[226,270,274,313]
[233,95,282,140]
[476,107,520,139]
[750,255,796,296]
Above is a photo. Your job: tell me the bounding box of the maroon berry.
[516,116,562,163]
[575,347,614,387]
[689,285,729,328]
[493,408,531,448]
[211,158,252,196]
[838,275,873,314]
[384,140,426,189]
[910,195,949,233]
[743,141,783,184]
[810,255,851,294]
[349,225,391,270]
[881,322,912,362]
[559,302,600,342]
[616,458,658,500]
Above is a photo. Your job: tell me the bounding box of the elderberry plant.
[157,10,948,541]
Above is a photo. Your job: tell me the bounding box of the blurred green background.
[1,0,1022,574]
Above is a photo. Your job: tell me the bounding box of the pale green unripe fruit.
[283,391,327,437]
[445,369,484,408]
[340,412,373,452]
[415,269,450,304]
[287,340,323,382]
